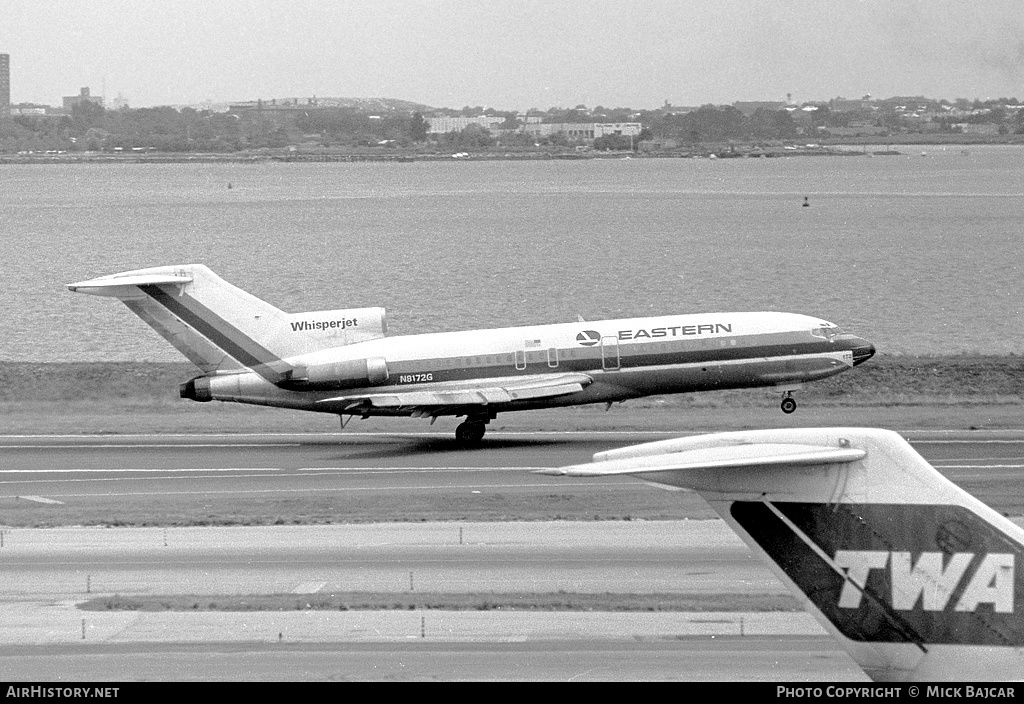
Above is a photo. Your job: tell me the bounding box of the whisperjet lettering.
[835,550,1015,612]
[618,323,732,340]
[290,318,358,332]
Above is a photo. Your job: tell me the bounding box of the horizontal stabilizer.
[67,271,193,297]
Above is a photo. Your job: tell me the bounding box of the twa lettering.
[835,550,1015,613]
[290,318,358,332]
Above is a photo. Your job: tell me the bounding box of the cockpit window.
[811,326,843,341]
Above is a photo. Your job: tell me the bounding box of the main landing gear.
[455,414,491,445]
[780,391,797,414]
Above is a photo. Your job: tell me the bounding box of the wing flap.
[538,443,866,477]
[319,373,591,409]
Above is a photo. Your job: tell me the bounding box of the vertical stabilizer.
[67,264,386,380]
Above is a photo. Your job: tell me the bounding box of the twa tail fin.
[68,264,386,380]
[542,428,1024,682]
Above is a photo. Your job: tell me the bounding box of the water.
[2,147,1022,362]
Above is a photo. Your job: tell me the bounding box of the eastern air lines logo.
[576,330,601,346]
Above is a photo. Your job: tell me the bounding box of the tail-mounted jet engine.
[280,357,390,391]
[179,357,390,401]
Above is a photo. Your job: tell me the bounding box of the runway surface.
[2,428,1023,520]
[0,429,1021,681]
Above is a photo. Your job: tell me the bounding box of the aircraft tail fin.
[68,265,387,381]
[542,428,1024,682]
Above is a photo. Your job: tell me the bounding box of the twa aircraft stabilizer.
[543,427,1024,682]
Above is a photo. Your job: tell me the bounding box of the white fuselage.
[194,311,874,417]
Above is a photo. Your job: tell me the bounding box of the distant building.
[426,115,507,134]
[594,122,642,138]
[786,105,820,125]
[522,122,642,142]
[0,54,10,111]
[825,125,886,137]
[956,123,1000,136]
[62,87,103,111]
[522,122,596,140]
[659,105,700,116]
[227,98,318,126]
[8,102,67,120]
[9,103,49,116]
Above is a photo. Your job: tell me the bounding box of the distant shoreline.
[2,139,1021,165]
[0,148,854,164]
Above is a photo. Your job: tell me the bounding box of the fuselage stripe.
[365,339,856,387]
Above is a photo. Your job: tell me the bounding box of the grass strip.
[78,591,799,613]
[3,354,1024,407]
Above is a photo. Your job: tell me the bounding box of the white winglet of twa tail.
[541,428,1024,682]
[68,264,874,444]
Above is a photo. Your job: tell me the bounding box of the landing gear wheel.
[455,420,486,444]
[781,396,797,414]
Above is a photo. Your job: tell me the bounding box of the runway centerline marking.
[930,456,1024,462]
[0,444,305,449]
[930,464,1024,469]
[0,467,551,482]
[0,468,286,474]
[0,482,632,499]
[913,439,1024,444]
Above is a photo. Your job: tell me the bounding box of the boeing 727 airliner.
[67,264,875,443]
[543,428,1024,682]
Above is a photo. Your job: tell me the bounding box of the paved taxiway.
[0,521,780,597]
[0,522,861,681]
[1,429,1022,680]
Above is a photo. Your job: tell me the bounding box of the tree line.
[3,98,1022,154]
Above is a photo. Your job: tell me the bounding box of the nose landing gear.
[781,391,797,414]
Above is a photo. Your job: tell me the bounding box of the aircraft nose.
[852,338,876,366]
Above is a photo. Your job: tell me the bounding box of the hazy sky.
[4,0,1023,110]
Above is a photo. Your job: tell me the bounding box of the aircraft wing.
[538,442,866,477]
[318,372,593,413]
